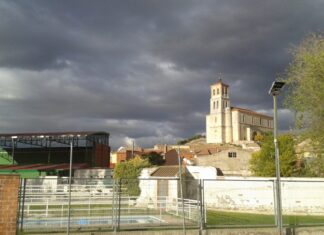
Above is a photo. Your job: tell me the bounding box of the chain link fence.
[16,177,324,233]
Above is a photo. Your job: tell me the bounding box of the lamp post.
[67,141,73,235]
[177,147,186,235]
[11,136,17,165]
[269,81,285,235]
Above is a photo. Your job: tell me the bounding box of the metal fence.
[17,177,203,233]
[16,177,324,233]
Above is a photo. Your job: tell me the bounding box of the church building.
[206,80,273,144]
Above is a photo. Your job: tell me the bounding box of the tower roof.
[212,79,229,87]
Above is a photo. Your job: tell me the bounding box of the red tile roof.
[151,166,182,177]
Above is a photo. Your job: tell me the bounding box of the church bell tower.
[206,79,232,143]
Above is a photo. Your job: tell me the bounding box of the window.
[213,89,215,96]
[217,101,219,109]
[228,152,237,158]
[213,101,215,109]
[217,88,219,95]
[242,115,245,123]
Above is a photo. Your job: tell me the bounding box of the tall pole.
[12,138,15,165]
[177,147,186,235]
[67,141,73,235]
[273,95,283,235]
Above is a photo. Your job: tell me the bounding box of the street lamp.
[11,136,18,165]
[269,81,285,235]
[67,141,73,235]
[177,147,186,235]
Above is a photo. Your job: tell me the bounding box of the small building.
[164,149,194,166]
[114,146,139,163]
[137,166,218,206]
[206,80,273,144]
[195,147,254,176]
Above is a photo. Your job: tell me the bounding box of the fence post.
[88,192,91,216]
[177,198,179,216]
[198,179,206,233]
[117,178,122,231]
[46,199,49,217]
[112,179,116,232]
[273,179,277,226]
[20,179,27,232]
[188,199,191,220]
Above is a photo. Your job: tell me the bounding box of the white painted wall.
[204,177,324,215]
[138,167,324,215]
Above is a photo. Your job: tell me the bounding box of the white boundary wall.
[138,168,324,215]
[203,177,324,215]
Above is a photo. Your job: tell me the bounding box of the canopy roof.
[0,131,109,148]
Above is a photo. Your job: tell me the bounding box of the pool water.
[22,215,165,228]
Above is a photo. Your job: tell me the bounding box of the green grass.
[207,210,324,227]
[207,210,275,226]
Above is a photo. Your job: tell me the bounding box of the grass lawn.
[207,210,324,227]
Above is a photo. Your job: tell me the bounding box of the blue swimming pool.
[22,215,165,228]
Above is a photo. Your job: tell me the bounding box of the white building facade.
[206,80,273,144]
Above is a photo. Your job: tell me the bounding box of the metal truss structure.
[0,131,109,149]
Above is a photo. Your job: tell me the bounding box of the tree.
[0,148,13,165]
[253,133,264,142]
[113,156,151,196]
[283,34,324,157]
[249,133,303,177]
[141,151,165,166]
[303,155,324,177]
[177,134,205,145]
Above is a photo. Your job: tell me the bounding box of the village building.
[194,147,254,176]
[163,149,194,166]
[206,80,273,144]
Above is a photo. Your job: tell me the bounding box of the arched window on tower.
[217,101,219,109]
[213,101,215,110]
[217,88,219,95]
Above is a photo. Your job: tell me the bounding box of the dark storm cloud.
[0,0,323,148]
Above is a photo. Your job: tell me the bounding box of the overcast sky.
[0,1,323,149]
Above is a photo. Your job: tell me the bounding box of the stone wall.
[0,174,20,235]
[196,149,253,176]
